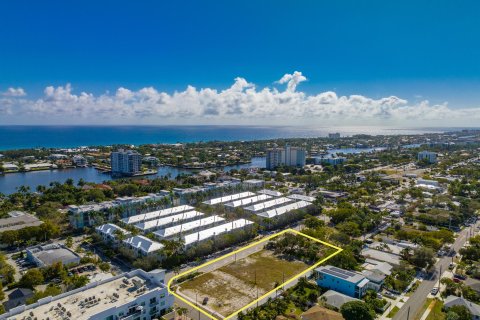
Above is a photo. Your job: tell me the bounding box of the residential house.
[315,265,370,298]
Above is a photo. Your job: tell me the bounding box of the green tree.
[447,305,472,320]
[65,236,73,248]
[410,247,436,269]
[19,268,44,288]
[340,301,375,320]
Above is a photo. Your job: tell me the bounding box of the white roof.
[96,223,130,237]
[134,210,204,231]
[287,194,316,202]
[243,179,264,184]
[121,205,194,224]
[258,189,283,197]
[123,235,164,254]
[224,194,271,208]
[202,192,255,205]
[257,200,311,218]
[245,197,293,212]
[183,219,253,246]
[153,215,225,238]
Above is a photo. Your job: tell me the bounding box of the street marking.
[167,228,342,319]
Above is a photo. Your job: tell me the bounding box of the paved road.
[392,221,479,320]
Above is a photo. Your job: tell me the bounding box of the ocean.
[0,125,469,150]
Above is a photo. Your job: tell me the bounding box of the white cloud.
[2,87,26,97]
[276,71,307,92]
[1,72,480,125]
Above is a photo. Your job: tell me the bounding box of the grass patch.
[387,306,400,318]
[179,250,309,317]
[414,298,433,320]
[426,300,445,320]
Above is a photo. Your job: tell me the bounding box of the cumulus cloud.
[2,87,26,97]
[1,72,479,125]
[276,71,307,92]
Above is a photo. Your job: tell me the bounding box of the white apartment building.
[123,235,164,256]
[96,223,131,242]
[111,149,142,176]
[266,145,306,170]
[0,269,174,320]
[72,155,88,167]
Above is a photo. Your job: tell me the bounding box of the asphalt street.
[392,220,479,320]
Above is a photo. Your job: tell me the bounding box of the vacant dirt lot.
[179,250,308,317]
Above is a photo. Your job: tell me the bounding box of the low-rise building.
[26,243,81,267]
[123,235,164,256]
[0,211,43,235]
[0,269,174,320]
[301,305,344,320]
[2,163,19,171]
[314,155,346,166]
[49,154,69,160]
[243,179,265,188]
[444,295,480,320]
[72,155,87,167]
[68,193,169,228]
[96,223,131,243]
[314,265,370,298]
[319,290,361,310]
[3,288,34,311]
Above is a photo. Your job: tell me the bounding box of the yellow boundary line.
[167,228,343,320]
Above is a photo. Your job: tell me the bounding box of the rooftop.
[96,223,131,238]
[121,205,194,225]
[27,244,80,267]
[320,290,360,310]
[223,194,271,208]
[153,215,225,238]
[287,194,316,202]
[183,219,253,246]
[123,235,164,254]
[444,295,480,316]
[301,305,344,320]
[257,200,311,218]
[244,197,293,212]
[316,265,365,284]
[202,192,255,205]
[257,189,283,197]
[0,269,168,320]
[0,213,43,232]
[134,210,204,231]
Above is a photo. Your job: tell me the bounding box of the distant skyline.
[1,1,480,126]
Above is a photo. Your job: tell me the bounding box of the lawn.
[425,300,445,320]
[179,250,309,317]
[387,306,400,318]
[414,298,433,320]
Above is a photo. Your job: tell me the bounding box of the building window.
[150,297,157,304]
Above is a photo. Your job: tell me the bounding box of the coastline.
[0,125,469,150]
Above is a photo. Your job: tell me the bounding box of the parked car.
[431,287,439,295]
[454,274,467,280]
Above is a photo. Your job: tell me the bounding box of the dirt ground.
[179,250,308,317]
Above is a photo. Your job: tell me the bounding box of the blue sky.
[1,1,480,125]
